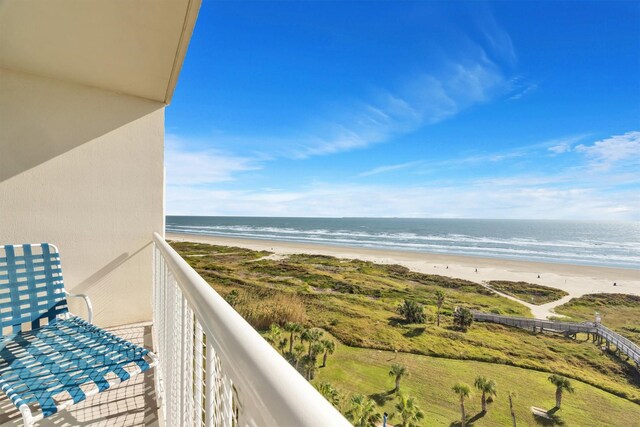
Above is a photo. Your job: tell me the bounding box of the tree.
[292,343,305,370]
[321,339,335,368]
[474,376,497,413]
[265,324,282,345]
[452,383,471,427]
[301,328,324,356]
[398,300,426,324]
[508,391,517,427]
[300,354,318,380]
[346,394,382,427]
[394,394,424,427]
[453,307,473,331]
[548,374,574,409]
[277,337,288,355]
[389,364,408,393]
[284,322,302,354]
[316,382,341,407]
[434,290,446,326]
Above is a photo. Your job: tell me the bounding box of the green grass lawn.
[171,241,640,405]
[554,294,640,344]
[314,342,640,426]
[486,281,568,305]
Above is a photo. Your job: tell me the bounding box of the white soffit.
[0,0,201,104]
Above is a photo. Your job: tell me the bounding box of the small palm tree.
[321,339,335,367]
[434,290,446,326]
[292,343,305,370]
[548,374,574,409]
[284,322,302,354]
[398,299,426,323]
[453,307,473,331]
[301,328,324,356]
[315,382,341,407]
[389,364,408,393]
[474,376,497,413]
[346,394,382,427]
[277,337,288,355]
[394,394,424,427]
[265,324,282,345]
[452,382,471,427]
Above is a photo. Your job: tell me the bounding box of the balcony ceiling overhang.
[0,0,201,104]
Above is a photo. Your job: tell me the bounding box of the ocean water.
[166,216,640,269]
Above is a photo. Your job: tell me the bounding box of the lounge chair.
[0,243,158,426]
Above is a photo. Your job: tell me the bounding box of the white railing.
[152,233,351,427]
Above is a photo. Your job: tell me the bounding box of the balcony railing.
[152,233,350,427]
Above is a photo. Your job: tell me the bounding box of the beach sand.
[166,232,640,319]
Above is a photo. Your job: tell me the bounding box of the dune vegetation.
[555,293,640,344]
[171,241,640,424]
[486,280,569,305]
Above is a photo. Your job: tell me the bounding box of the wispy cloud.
[358,161,423,177]
[575,131,640,170]
[291,58,510,159]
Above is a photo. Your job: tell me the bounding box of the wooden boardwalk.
[473,311,640,368]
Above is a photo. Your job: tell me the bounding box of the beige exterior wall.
[0,69,165,327]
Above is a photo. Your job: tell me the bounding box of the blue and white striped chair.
[0,243,158,426]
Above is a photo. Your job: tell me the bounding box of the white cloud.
[165,135,261,185]
[166,181,640,220]
[575,131,640,170]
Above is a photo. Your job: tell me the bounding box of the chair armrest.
[65,291,94,323]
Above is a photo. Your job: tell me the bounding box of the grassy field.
[555,294,640,344]
[170,241,640,406]
[314,341,640,426]
[487,281,568,305]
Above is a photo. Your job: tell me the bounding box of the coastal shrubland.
[170,241,640,408]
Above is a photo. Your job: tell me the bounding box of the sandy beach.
[167,232,640,319]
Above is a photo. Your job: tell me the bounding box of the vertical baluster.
[194,322,204,427]
[205,340,215,427]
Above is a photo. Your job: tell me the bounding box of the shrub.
[398,299,426,324]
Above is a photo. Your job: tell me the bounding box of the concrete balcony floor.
[0,323,160,427]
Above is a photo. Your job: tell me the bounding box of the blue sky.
[165,1,640,219]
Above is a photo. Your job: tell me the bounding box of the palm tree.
[321,339,335,367]
[315,382,341,407]
[474,376,497,413]
[508,391,517,427]
[292,343,305,370]
[548,374,574,409]
[265,324,282,345]
[389,364,408,393]
[398,299,426,323]
[284,322,302,354]
[277,337,288,355]
[346,394,382,427]
[453,307,473,331]
[394,394,424,427]
[452,382,471,427]
[301,328,324,356]
[434,290,446,326]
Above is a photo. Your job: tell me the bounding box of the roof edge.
[163,0,202,105]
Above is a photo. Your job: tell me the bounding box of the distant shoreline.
[167,232,640,319]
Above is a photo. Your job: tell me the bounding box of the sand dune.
[167,232,640,319]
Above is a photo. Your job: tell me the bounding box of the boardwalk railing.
[596,324,640,366]
[473,311,640,368]
[152,233,351,427]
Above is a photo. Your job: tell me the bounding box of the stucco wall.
[0,69,165,327]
